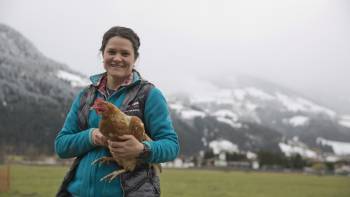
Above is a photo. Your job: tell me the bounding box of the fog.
[1,0,349,100]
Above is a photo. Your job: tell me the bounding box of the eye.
[107,50,116,55]
[121,51,130,57]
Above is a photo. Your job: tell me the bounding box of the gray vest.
[56,81,160,197]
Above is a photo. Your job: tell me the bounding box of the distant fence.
[0,165,10,192]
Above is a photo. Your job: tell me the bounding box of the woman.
[55,26,179,197]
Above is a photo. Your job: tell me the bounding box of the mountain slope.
[0,23,88,155]
[169,77,350,156]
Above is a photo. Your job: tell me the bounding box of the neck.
[106,75,126,90]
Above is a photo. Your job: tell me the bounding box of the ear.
[100,53,107,70]
[133,57,139,67]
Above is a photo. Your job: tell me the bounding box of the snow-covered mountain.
[168,77,350,157]
[0,23,88,154]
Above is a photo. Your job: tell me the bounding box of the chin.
[107,70,129,79]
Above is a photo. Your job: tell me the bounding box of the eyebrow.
[106,48,131,52]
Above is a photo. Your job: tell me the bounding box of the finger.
[110,147,125,155]
[102,138,109,146]
[108,145,117,152]
[108,141,125,149]
[94,138,102,146]
[98,138,107,146]
[97,138,107,147]
[118,135,133,140]
[107,137,123,142]
[100,135,108,142]
[96,133,102,138]
[108,140,118,147]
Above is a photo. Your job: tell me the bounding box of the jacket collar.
[89,69,142,94]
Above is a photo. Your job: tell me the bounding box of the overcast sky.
[0,0,349,98]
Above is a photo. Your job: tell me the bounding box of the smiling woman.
[103,36,136,89]
[54,26,179,197]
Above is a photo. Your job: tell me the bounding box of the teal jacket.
[55,71,179,197]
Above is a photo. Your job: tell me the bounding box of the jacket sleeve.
[143,87,180,163]
[55,90,96,159]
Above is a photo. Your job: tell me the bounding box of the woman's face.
[103,36,136,79]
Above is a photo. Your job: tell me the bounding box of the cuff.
[88,128,96,146]
[141,141,153,162]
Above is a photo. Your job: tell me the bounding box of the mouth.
[110,63,125,68]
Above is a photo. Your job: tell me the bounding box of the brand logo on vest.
[124,101,141,115]
[131,101,139,106]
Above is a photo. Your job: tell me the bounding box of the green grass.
[161,169,350,197]
[0,165,349,197]
[0,165,67,197]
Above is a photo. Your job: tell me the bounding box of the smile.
[110,64,124,68]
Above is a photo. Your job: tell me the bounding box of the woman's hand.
[92,128,108,147]
[108,135,144,159]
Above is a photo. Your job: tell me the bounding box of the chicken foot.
[92,157,127,182]
[91,156,115,166]
[100,169,126,182]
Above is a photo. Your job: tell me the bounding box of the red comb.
[94,98,105,103]
[91,98,106,113]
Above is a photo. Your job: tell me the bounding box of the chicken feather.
[91,98,160,182]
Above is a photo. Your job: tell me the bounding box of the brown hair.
[100,26,140,59]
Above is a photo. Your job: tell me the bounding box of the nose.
[113,54,122,62]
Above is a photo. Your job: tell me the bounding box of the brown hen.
[91,98,159,182]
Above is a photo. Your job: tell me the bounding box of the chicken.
[91,98,160,182]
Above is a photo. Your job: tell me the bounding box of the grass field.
[0,165,349,197]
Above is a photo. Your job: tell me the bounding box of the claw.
[100,169,126,182]
[91,156,114,165]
